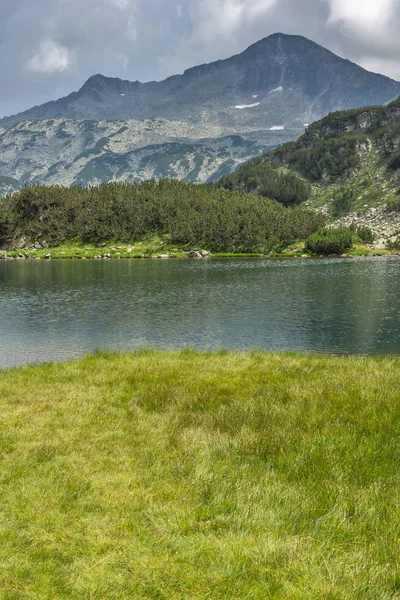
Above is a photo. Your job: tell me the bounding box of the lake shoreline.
[2,347,400,374]
[1,243,399,261]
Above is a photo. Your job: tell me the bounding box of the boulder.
[188,250,202,258]
[16,236,29,249]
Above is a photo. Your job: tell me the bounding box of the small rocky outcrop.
[188,250,211,259]
[333,206,400,248]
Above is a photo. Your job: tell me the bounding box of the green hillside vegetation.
[0,180,325,253]
[1,350,400,599]
[305,227,354,255]
[220,97,400,216]
[218,163,312,206]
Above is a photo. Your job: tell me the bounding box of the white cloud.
[247,0,279,18]
[328,0,393,28]
[188,0,277,44]
[116,52,129,70]
[126,16,137,41]
[326,0,400,78]
[26,40,72,74]
[359,57,400,81]
[110,0,130,7]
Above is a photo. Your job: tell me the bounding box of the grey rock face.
[334,208,400,244]
[0,176,22,196]
[0,119,297,190]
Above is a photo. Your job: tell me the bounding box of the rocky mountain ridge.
[2,34,400,130]
[0,33,399,193]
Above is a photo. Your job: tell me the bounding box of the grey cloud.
[0,0,399,118]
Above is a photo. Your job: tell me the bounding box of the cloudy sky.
[1,0,399,118]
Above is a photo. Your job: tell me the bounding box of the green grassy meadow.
[1,350,400,599]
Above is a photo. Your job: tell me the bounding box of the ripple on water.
[0,258,399,368]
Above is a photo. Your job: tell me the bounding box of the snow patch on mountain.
[234,102,261,110]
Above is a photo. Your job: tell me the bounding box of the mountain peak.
[79,73,122,92]
[82,73,108,85]
[1,33,399,128]
[0,33,399,192]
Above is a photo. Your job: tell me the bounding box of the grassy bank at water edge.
[1,350,400,599]
[1,239,398,260]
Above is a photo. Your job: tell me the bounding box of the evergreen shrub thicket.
[387,237,400,251]
[387,154,400,171]
[305,227,353,255]
[218,163,311,206]
[330,187,355,217]
[386,195,400,212]
[0,180,325,252]
[355,225,375,244]
[288,137,361,182]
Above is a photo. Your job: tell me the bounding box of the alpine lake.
[0,256,399,369]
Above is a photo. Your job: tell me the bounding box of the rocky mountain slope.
[0,176,22,196]
[0,119,295,189]
[0,33,399,192]
[220,97,400,244]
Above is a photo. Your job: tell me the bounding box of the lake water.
[0,257,399,368]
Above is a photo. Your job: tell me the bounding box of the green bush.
[288,137,360,182]
[305,227,353,255]
[356,225,375,244]
[219,163,311,206]
[386,196,400,212]
[288,206,326,240]
[330,188,355,217]
[0,180,325,252]
[386,237,400,251]
[0,196,16,246]
[387,154,400,171]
